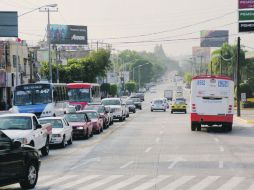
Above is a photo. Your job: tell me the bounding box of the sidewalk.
[234,108,254,124]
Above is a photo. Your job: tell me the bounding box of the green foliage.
[110,84,118,97]
[125,81,136,93]
[184,73,192,84]
[101,83,111,97]
[239,83,253,98]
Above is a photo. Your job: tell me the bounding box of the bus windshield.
[14,84,52,106]
[68,88,90,102]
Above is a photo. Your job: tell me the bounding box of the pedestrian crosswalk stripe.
[131,175,169,190]
[160,176,195,190]
[104,175,146,190]
[58,175,100,190]
[77,175,122,190]
[188,176,220,190]
[217,177,245,190]
[39,175,76,188]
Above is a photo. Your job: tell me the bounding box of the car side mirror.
[12,141,21,149]
[36,124,42,129]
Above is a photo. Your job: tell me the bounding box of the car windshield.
[175,99,185,104]
[154,100,163,104]
[39,119,63,128]
[85,105,104,113]
[102,99,121,106]
[68,88,90,102]
[0,117,32,130]
[14,84,52,106]
[126,100,134,105]
[64,114,86,122]
[132,98,141,102]
[85,112,98,119]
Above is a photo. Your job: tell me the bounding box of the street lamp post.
[137,63,149,91]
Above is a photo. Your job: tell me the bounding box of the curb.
[234,116,254,124]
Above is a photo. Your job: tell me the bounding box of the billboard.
[239,0,254,9]
[0,11,18,37]
[50,25,87,45]
[192,47,211,61]
[239,22,254,32]
[200,30,228,47]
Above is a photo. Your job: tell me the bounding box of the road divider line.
[214,138,219,143]
[160,131,164,135]
[145,147,152,153]
[156,137,160,143]
[120,161,134,169]
[160,176,195,190]
[220,146,225,152]
[188,176,220,190]
[217,177,244,190]
[219,161,224,169]
[131,175,169,190]
[168,157,186,169]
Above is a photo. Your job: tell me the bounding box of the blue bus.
[11,82,69,118]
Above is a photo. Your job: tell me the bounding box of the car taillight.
[228,105,232,114]
[192,104,196,113]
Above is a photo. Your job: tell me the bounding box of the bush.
[241,101,254,108]
[110,84,118,97]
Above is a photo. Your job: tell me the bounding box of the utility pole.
[15,41,19,86]
[237,37,241,117]
[220,50,222,75]
[138,66,141,91]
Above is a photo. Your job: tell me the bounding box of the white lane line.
[104,175,146,190]
[160,131,164,135]
[214,138,219,143]
[168,157,186,169]
[188,176,220,190]
[217,177,245,190]
[132,175,169,190]
[247,182,254,190]
[219,161,224,169]
[160,176,195,190]
[120,161,134,169]
[145,147,152,153]
[156,137,160,143]
[77,175,123,190]
[39,175,75,187]
[59,175,100,190]
[220,146,225,152]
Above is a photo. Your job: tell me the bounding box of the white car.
[39,117,73,148]
[151,99,167,112]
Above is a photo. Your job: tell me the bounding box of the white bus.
[190,75,234,132]
[11,82,70,118]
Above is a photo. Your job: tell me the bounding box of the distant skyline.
[1,0,254,57]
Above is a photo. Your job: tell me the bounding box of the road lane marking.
[131,175,169,190]
[214,138,219,143]
[188,176,220,190]
[120,161,134,169]
[220,146,225,152]
[217,177,244,190]
[219,161,224,169]
[70,157,101,170]
[104,175,146,190]
[77,175,122,190]
[160,131,164,135]
[160,176,195,190]
[155,137,160,143]
[59,175,100,190]
[39,175,75,187]
[168,157,186,169]
[145,147,152,153]
[247,183,254,190]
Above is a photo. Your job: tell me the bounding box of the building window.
[24,59,27,75]
[13,55,16,68]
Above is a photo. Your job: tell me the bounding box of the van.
[190,75,234,132]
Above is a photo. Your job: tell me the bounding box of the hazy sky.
[1,0,253,56]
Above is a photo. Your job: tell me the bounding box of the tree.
[125,81,136,93]
[184,73,192,84]
[236,83,253,98]
[110,84,118,97]
[101,83,111,98]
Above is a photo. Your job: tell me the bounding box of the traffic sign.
[239,10,254,20]
[241,93,247,102]
[239,22,254,32]
[239,0,254,9]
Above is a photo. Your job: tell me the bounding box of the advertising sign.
[239,10,254,20]
[0,11,18,37]
[239,22,254,32]
[239,0,254,9]
[200,30,229,47]
[50,25,88,45]
[192,47,211,61]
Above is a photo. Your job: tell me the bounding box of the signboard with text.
[239,0,254,9]
[239,10,254,20]
[239,22,254,32]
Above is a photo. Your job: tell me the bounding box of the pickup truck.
[0,113,52,156]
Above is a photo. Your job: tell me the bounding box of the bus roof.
[192,75,233,81]
[67,83,100,88]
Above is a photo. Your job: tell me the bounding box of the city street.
[3,83,254,190]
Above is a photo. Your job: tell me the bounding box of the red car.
[79,110,104,134]
[64,113,93,139]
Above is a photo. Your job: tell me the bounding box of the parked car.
[0,113,52,156]
[122,103,130,118]
[39,117,73,148]
[0,131,41,189]
[171,98,187,114]
[151,99,167,112]
[129,97,142,110]
[85,104,111,128]
[126,99,136,113]
[64,113,93,139]
[101,98,126,121]
[135,93,145,101]
[79,110,104,134]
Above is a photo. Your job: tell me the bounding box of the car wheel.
[84,129,89,139]
[164,109,166,112]
[127,114,129,118]
[119,117,123,122]
[151,109,153,112]
[197,124,201,131]
[60,136,66,148]
[90,130,94,137]
[171,111,173,114]
[191,122,196,131]
[67,135,73,145]
[140,107,142,110]
[41,138,49,156]
[20,162,38,189]
[133,110,136,113]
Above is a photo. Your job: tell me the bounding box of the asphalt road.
[4,82,254,190]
